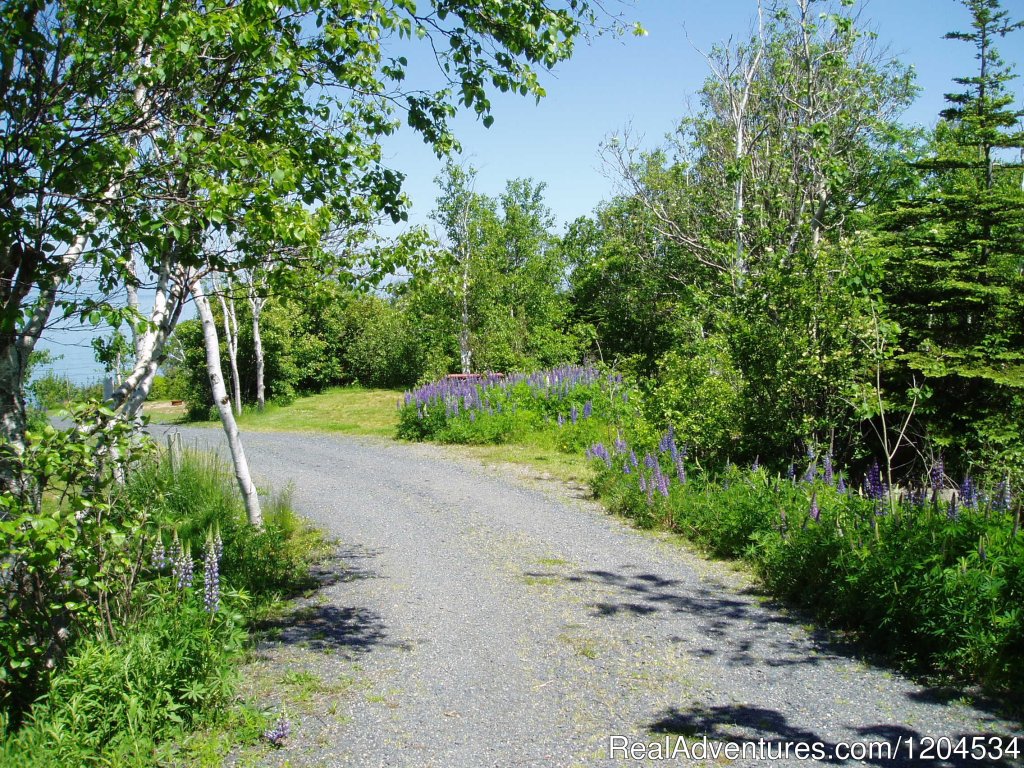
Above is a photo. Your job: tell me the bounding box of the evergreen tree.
[883,0,1024,463]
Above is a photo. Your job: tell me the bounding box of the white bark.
[191,276,263,527]
[217,279,242,416]
[248,286,266,411]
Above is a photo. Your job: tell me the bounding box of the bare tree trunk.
[217,279,242,416]
[459,252,472,374]
[248,288,266,411]
[191,277,262,527]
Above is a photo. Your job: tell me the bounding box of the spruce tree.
[883,0,1024,462]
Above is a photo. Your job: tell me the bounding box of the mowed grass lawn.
[232,387,403,436]
[166,385,594,485]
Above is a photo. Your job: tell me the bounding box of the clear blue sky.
[39,0,1024,383]
[380,0,1022,233]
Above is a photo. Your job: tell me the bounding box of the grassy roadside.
[161,386,596,485]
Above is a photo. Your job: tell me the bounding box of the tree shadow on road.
[255,541,389,656]
[649,704,1020,767]
[524,563,1021,731]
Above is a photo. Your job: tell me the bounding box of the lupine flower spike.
[204,533,221,613]
[173,542,193,591]
[264,712,291,747]
[151,536,167,571]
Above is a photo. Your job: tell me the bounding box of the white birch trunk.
[248,288,266,411]
[217,281,242,416]
[192,277,263,527]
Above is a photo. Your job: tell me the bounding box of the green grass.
[185,386,404,437]
[441,433,596,486]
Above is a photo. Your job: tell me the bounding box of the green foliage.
[880,0,1024,472]
[1,412,325,758]
[645,342,744,467]
[0,586,246,768]
[0,405,155,718]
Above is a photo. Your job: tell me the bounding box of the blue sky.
[39,0,1024,383]
[379,0,1020,233]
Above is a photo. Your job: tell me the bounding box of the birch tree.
[191,274,262,527]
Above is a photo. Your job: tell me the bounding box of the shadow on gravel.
[531,566,844,669]
[260,604,387,654]
[650,704,1021,767]
[257,542,389,656]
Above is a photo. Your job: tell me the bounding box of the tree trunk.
[459,242,472,374]
[249,290,266,411]
[217,282,242,417]
[110,259,188,421]
[0,340,29,489]
[191,278,263,527]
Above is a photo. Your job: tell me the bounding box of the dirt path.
[165,427,1020,767]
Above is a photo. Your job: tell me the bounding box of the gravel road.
[162,426,1021,767]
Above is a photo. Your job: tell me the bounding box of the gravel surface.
[160,426,1021,767]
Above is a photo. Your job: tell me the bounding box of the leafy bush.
[0,406,155,718]
[588,436,1024,697]
[1,410,326,761]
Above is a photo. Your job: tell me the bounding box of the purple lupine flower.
[787,463,796,483]
[623,462,632,475]
[643,452,657,470]
[802,462,816,485]
[751,457,760,471]
[779,507,788,537]
[836,475,847,494]
[151,537,167,571]
[656,468,670,498]
[638,474,647,493]
[947,494,959,521]
[263,713,291,747]
[960,476,978,510]
[809,491,820,522]
[823,453,834,486]
[583,400,593,419]
[628,450,638,469]
[167,533,182,566]
[203,536,220,613]
[931,455,945,491]
[614,434,628,454]
[676,458,686,485]
[557,413,565,426]
[570,406,579,425]
[173,542,193,591]
[865,460,886,501]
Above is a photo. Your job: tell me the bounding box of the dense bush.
[589,433,1024,697]
[0,586,246,767]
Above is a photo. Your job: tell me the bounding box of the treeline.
[179,0,1024,484]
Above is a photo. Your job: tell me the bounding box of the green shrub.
[0,406,155,718]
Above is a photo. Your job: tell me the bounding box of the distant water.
[35,323,108,386]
